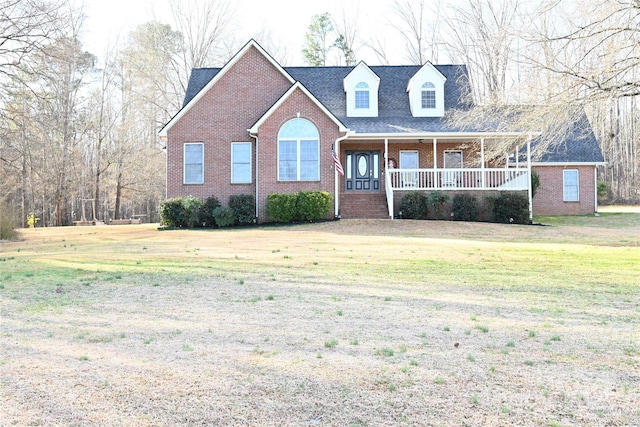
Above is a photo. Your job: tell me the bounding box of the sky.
[80,0,407,67]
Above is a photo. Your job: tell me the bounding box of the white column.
[480,138,486,188]
[433,138,438,189]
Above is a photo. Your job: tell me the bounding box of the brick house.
[159,40,604,222]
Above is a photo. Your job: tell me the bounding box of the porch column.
[480,138,486,188]
[433,138,438,189]
[384,138,388,164]
[527,135,533,222]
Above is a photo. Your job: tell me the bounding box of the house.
[159,39,604,222]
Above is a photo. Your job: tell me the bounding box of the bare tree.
[390,0,428,65]
[441,0,521,104]
[0,0,68,80]
[527,0,640,100]
[169,0,238,82]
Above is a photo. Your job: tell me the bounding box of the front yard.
[1,215,638,426]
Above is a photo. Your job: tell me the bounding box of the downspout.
[527,135,533,222]
[249,131,259,221]
[594,167,598,214]
[334,133,350,218]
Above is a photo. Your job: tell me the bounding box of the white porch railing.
[386,168,529,191]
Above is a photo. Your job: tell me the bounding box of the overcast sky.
[80,0,408,66]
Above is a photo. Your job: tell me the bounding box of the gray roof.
[532,110,604,163]
[182,65,602,164]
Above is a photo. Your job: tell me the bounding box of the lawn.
[1,215,639,426]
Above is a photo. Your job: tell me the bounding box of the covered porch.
[335,133,535,220]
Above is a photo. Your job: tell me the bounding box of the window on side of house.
[563,169,579,201]
[231,142,251,183]
[278,118,320,181]
[421,82,436,109]
[355,82,370,109]
[184,142,204,184]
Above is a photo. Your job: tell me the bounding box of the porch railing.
[386,168,529,191]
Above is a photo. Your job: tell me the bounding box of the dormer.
[344,62,380,117]
[407,62,446,117]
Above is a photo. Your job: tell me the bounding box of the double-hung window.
[278,119,319,181]
[184,143,204,184]
[563,169,579,201]
[231,142,251,183]
[355,82,370,109]
[421,82,436,109]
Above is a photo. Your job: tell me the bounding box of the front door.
[346,151,380,191]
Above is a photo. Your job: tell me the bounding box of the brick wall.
[533,165,597,215]
[255,88,342,222]
[166,45,292,206]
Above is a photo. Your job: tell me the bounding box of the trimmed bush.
[159,197,202,228]
[229,194,255,225]
[266,193,298,223]
[492,192,530,224]
[199,195,221,228]
[399,191,429,220]
[296,191,332,221]
[452,194,478,222]
[429,191,450,219]
[212,206,236,227]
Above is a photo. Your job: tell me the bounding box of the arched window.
[278,118,320,181]
[355,82,370,109]
[421,82,436,109]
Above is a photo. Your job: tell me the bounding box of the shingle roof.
[182,65,602,164]
[532,110,604,163]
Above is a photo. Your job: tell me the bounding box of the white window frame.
[231,142,252,184]
[277,119,320,182]
[355,82,370,109]
[399,150,419,187]
[421,82,436,109]
[183,142,204,184]
[563,169,579,202]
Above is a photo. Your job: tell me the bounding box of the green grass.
[1,217,638,425]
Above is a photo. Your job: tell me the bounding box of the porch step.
[340,192,390,219]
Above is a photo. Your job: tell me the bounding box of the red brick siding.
[166,46,292,205]
[255,88,342,222]
[533,165,597,215]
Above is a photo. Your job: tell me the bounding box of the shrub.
[266,193,298,223]
[429,191,450,219]
[400,191,429,219]
[0,200,19,240]
[531,170,540,198]
[212,206,236,227]
[296,191,332,221]
[492,192,529,224]
[159,197,202,228]
[452,193,478,221]
[229,194,255,225]
[199,196,221,228]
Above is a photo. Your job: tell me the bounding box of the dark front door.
[346,151,380,191]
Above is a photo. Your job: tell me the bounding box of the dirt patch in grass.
[1,220,639,426]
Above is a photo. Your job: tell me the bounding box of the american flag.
[332,144,344,176]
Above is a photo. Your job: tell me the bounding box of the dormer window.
[344,62,380,117]
[421,82,436,109]
[407,62,446,117]
[355,82,370,109]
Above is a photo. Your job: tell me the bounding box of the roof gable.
[249,82,347,134]
[159,39,295,138]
